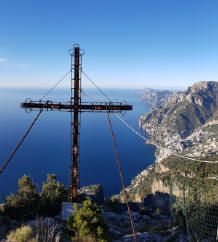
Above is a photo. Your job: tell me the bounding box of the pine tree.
[67,199,107,241]
[40,174,65,216]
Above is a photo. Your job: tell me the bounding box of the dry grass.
[71,236,98,242]
[6,218,62,242]
[7,226,33,242]
[31,218,61,242]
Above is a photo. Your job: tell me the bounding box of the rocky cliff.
[139,81,218,162]
[113,81,218,204]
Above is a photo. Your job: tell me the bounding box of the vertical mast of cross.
[70,45,81,202]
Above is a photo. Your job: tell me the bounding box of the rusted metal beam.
[72,46,80,203]
[21,102,133,111]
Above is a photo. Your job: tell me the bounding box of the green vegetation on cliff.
[113,154,218,206]
[162,154,218,179]
[0,174,66,220]
[67,200,108,241]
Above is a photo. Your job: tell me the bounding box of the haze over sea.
[0,88,155,198]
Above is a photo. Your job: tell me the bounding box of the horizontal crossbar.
[20,101,132,112]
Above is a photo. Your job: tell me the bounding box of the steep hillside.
[139,81,218,162]
[112,154,218,203]
[113,81,218,204]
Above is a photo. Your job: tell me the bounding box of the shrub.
[156,208,161,216]
[40,174,65,216]
[137,221,168,233]
[3,174,66,219]
[7,226,33,242]
[139,207,153,217]
[5,175,39,219]
[66,200,107,241]
[103,198,120,213]
[0,203,5,215]
[7,219,62,242]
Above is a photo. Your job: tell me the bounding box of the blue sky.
[0,0,218,89]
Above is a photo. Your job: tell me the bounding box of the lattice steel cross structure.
[21,45,132,202]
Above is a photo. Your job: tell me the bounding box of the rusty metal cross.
[21,45,132,202]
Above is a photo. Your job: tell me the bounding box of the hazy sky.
[0,0,218,89]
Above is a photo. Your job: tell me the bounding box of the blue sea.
[0,88,155,199]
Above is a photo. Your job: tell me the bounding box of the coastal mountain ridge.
[113,81,218,204]
[139,81,218,162]
[138,87,172,109]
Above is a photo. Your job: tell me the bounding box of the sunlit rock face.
[139,81,218,162]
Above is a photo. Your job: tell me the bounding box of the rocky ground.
[0,182,187,241]
[0,216,64,242]
[114,227,187,242]
[101,209,181,241]
[0,209,187,242]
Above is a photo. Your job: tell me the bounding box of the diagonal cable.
[105,103,137,242]
[40,70,71,101]
[82,71,112,102]
[115,114,218,164]
[0,103,47,174]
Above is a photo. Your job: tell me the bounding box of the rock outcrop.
[78,184,104,204]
